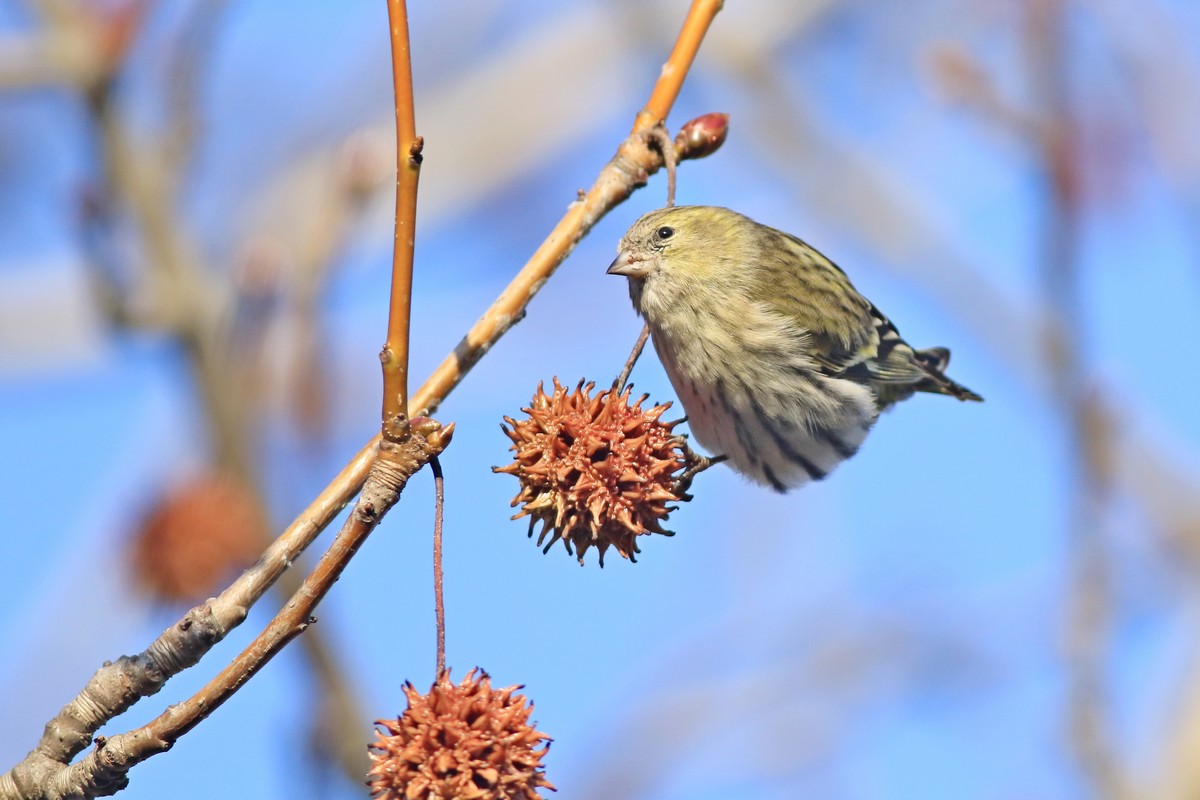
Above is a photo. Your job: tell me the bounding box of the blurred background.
[2,0,1199,798]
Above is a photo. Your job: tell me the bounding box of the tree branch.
[2,422,452,800]
[380,0,421,440]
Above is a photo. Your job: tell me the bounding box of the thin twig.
[162,1,228,176]
[633,0,723,132]
[614,324,651,390]
[381,0,421,441]
[431,455,446,677]
[611,122,679,391]
[644,125,678,206]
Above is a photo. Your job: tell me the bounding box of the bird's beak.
[607,250,650,279]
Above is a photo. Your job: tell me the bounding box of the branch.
[1,421,452,800]
[380,0,421,440]
[633,0,723,131]
[0,464,355,797]
[0,3,139,91]
[1022,3,1128,798]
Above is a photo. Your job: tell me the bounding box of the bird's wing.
[752,231,931,384]
[752,231,880,375]
[840,307,930,384]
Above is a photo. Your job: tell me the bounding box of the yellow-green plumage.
[608,205,981,491]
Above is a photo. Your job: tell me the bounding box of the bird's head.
[607,205,745,283]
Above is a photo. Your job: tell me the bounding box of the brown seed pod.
[129,472,266,603]
[495,378,691,566]
[367,669,554,800]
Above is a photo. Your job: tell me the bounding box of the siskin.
[608,205,982,492]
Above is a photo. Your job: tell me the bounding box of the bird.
[607,205,982,492]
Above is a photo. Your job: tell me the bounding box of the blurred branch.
[1155,626,1200,800]
[227,131,389,437]
[1092,1,1200,191]
[162,0,229,175]
[91,86,253,473]
[0,30,95,89]
[0,2,138,91]
[1017,4,1200,796]
[368,5,640,223]
[1022,2,1127,796]
[230,142,384,782]
[925,42,1040,139]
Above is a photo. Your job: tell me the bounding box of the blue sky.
[2,2,1199,798]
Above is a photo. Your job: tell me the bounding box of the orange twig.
[634,0,724,132]
[381,0,422,440]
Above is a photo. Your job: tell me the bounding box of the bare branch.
[380,0,421,440]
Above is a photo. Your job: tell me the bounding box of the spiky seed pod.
[367,669,554,800]
[494,378,690,566]
[129,472,266,603]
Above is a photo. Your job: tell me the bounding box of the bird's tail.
[913,347,984,402]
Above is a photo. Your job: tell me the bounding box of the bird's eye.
[656,226,675,240]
